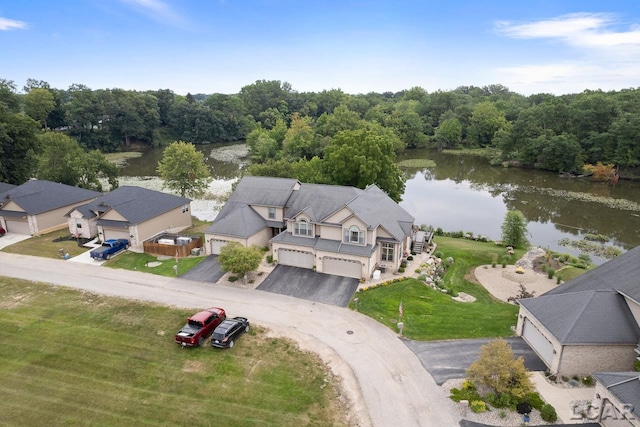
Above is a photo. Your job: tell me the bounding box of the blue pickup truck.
[90,239,129,260]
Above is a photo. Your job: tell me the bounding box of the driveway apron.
[179,255,226,283]
[257,264,359,307]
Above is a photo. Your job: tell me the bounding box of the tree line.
[2,78,640,193]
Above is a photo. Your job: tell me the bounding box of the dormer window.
[268,207,276,219]
[294,219,312,236]
[344,225,365,244]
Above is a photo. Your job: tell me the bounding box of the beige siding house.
[0,180,100,235]
[517,245,640,377]
[66,186,191,248]
[205,176,415,279]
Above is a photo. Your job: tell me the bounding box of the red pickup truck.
[174,307,226,347]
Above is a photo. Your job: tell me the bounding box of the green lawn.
[0,278,348,427]
[350,237,525,340]
[105,251,208,277]
[1,229,89,259]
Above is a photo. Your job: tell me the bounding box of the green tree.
[282,113,315,159]
[324,124,405,202]
[24,88,55,130]
[217,243,263,280]
[36,132,118,191]
[468,101,508,147]
[434,118,462,151]
[0,105,41,184]
[466,339,533,399]
[157,141,212,198]
[501,210,528,248]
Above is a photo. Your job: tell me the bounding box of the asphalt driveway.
[179,255,226,283]
[257,264,359,307]
[403,337,547,385]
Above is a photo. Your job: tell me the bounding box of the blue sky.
[2,0,640,96]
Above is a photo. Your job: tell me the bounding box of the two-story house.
[204,176,415,279]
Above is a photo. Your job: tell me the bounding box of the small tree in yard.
[501,210,528,249]
[466,338,534,400]
[157,140,212,198]
[217,243,263,281]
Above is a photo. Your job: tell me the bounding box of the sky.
[2,0,640,96]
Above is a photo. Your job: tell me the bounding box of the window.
[268,207,276,219]
[182,204,189,213]
[76,221,82,229]
[344,225,364,244]
[381,242,394,262]
[294,219,312,236]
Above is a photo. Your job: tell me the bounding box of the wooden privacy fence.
[143,234,203,258]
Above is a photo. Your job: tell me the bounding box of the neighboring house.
[205,176,415,279]
[66,186,192,247]
[0,182,17,195]
[0,180,100,235]
[516,245,640,376]
[592,372,640,427]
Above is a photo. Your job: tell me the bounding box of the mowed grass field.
[0,278,349,426]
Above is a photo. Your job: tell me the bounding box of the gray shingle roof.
[544,244,640,304]
[593,372,640,420]
[519,290,640,344]
[0,182,17,198]
[206,176,415,243]
[73,186,190,225]
[270,232,376,256]
[0,180,100,215]
[207,203,267,238]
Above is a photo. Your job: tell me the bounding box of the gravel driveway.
[0,252,461,427]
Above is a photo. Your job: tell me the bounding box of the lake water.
[119,143,640,263]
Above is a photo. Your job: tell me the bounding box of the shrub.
[485,392,517,409]
[407,255,414,261]
[556,276,561,284]
[228,276,238,282]
[547,268,555,279]
[492,262,496,268]
[499,410,507,419]
[401,261,407,268]
[522,392,545,411]
[411,252,417,256]
[414,268,422,274]
[449,385,480,403]
[540,264,548,272]
[417,274,426,281]
[581,376,594,386]
[540,404,558,423]
[435,227,444,236]
[548,375,557,382]
[502,262,506,268]
[433,250,443,259]
[635,360,640,372]
[578,252,592,263]
[561,376,569,382]
[398,267,405,273]
[266,255,273,263]
[470,400,486,413]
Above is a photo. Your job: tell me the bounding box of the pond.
[119,143,640,263]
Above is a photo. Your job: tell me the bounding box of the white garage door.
[103,228,130,242]
[522,319,554,366]
[5,219,31,235]
[278,249,314,269]
[210,239,227,255]
[323,257,362,279]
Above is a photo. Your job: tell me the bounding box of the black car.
[211,317,249,348]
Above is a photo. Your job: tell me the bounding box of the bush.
[561,375,569,382]
[492,262,496,268]
[581,376,594,386]
[433,250,443,259]
[266,255,273,263]
[400,261,407,268]
[470,400,486,413]
[635,360,640,372]
[407,255,414,261]
[540,404,558,423]
[228,276,238,282]
[578,253,592,263]
[398,267,405,273]
[556,276,561,284]
[449,385,480,403]
[417,274,426,281]
[548,375,557,382]
[502,262,506,268]
[485,392,517,409]
[435,227,444,236]
[522,392,545,411]
[547,268,555,279]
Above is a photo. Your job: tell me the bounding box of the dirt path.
[0,252,461,427]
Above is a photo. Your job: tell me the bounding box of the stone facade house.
[0,180,100,235]
[205,176,416,279]
[516,245,640,377]
[66,186,191,248]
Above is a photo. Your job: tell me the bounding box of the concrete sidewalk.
[531,371,595,424]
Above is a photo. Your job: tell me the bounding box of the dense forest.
[2,78,640,193]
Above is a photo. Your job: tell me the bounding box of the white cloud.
[0,17,27,31]
[120,0,189,29]
[494,13,640,94]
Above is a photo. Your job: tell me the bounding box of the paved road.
[0,252,461,427]
[258,264,359,307]
[403,337,547,385]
